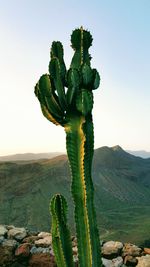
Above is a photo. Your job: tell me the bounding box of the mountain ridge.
[0,146,150,244]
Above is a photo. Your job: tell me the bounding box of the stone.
[72,246,78,255]
[38,232,51,238]
[102,241,123,259]
[2,239,18,247]
[122,243,142,257]
[0,239,17,265]
[124,255,138,266]
[35,235,52,247]
[30,246,50,254]
[15,243,31,257]
[73,254,78,265]
[23,235,40,244]
[102,256,123,267]
[136,254,150,267]
[28,253,56,267]
[72,236,77,247]
[0,236,5,244]
[6,225,15,230]
[8,227,27,241]
[144,248,150,255]
[0,225,8,236]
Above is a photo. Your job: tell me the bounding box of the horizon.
[1,144,150,158]
[0,1,150,156]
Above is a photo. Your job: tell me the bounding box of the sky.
[0,0,150,156]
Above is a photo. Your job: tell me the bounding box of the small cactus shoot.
[35,27,102,267]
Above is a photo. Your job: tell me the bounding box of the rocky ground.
[0,225,150,267]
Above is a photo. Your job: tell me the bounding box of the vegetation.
[35,27,102,266]
[0,146,150,245]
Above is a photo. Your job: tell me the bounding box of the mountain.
[0,146,150,245]
[127,149,150,159]
[0,152,63,161]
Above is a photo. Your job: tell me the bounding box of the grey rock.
[0,238,18,265]
[0,236,5,244]
[2,239,18,248]
[102,241,123,259]
[6,225,15,230]
[30,245,50,254]
[0,225,8,236]
[73,254,78,264]
[7,227,27,241]
[102,256,123,267]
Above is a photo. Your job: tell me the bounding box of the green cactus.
[50,194,74,267]
[35,26,102,267]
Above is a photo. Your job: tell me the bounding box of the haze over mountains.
[0,146,150,161]
[0,145,150,245]
[0,152,63,161]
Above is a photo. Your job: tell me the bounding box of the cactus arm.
[34,75,65,125]
[50,194,74,267]
[70,27,92,69]
[40,104,60,126]
[50,41,67,84]
[49,57,67,110]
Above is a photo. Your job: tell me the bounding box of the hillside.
[127,149,150,159]
[0,146,150,245]
[0,152,62,161]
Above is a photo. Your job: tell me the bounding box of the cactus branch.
[50,194,74,267]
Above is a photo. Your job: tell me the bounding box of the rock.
[122,243,142,257]
[8,227,27,241]
[28,253,56,267]
[30,246,51,254]
[15,243,31,257]
[102,241,123,259]
[0,239,17,265]
[73,254,78,266]
[72,246,78,255]
[2,239,18,247]
[102,256,123,267]
[144,248,150,255]
[72,236,77,247]
[0,236,5,244]
[0,225,8,236]
[124,255,138,266]
[136,255,150,267]
[23,235,40,244]
[6,225,15,230]
[35,235,52,247]
[38,232,51,238]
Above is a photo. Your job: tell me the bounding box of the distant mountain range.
[0,152,63,161]
[127,150,150,159]
[0,145,150,245]
[0,146,150,161]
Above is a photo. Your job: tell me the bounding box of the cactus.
[35,27,102,267]
[50,194,74,267]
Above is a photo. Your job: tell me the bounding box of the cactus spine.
[35,27,102,267]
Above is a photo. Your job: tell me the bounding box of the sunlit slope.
[0,146,150,244]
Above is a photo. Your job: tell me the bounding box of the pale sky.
[0,0,150,156]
